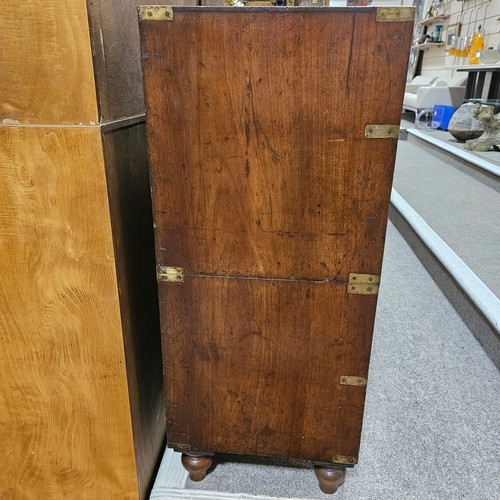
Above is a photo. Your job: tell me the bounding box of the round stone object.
[448,103,485,142]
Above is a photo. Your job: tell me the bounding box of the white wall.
[327,1,418,7]
[420,0,500,77]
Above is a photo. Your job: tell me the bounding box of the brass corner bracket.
[138,6,174,21]
[365,124,400,139]
[348,273,380,295]
[331,455,358,465]
[340,375,367,387]
[157,265,184,283]
[376,7,415,23]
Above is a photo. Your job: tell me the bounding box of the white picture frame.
[446,23,461,51]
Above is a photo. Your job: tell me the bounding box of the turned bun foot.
[181,453,213,482]
[314,465,346,494]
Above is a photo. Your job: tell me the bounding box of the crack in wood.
[185,272,346,284]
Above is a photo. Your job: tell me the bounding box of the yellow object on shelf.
[468,29,485,64]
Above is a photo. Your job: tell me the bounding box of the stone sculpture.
[465,104,500,152]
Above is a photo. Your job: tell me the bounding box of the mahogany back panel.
[140,7,412,463]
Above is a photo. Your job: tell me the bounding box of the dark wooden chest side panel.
[141,8,412,281]
[86,0,198,123]
[140,7,412,463]
[161,277,376,462]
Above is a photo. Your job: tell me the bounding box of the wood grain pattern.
[86,0,198,123]
[102,124,165,498]
[162,277,376,462]
[142,8,412,281]
[140,7,412,464]
[0,0,98,125]
[0,127,138,498]
[1,1,170,497]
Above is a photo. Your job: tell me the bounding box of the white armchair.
[404,75,437,93]
[403,76,468,123]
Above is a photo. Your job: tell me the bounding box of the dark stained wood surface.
[86,0,197,123]
[102,123,165,497]
[142,8,411,282]
[161,277,376,462]
[140,7,412,463]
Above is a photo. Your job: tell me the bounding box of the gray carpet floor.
[182,222,500,499]
[392,140,500,298]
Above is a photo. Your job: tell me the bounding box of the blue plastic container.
[432,105,455,130]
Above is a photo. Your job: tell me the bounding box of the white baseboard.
[391,188,500,333]
[151,487,294,499]
[407,128,500,178]
[149,448,306,500]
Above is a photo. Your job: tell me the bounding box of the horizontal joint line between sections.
[186,273,345,284]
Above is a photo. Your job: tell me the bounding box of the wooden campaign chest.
[139,5,413,494]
